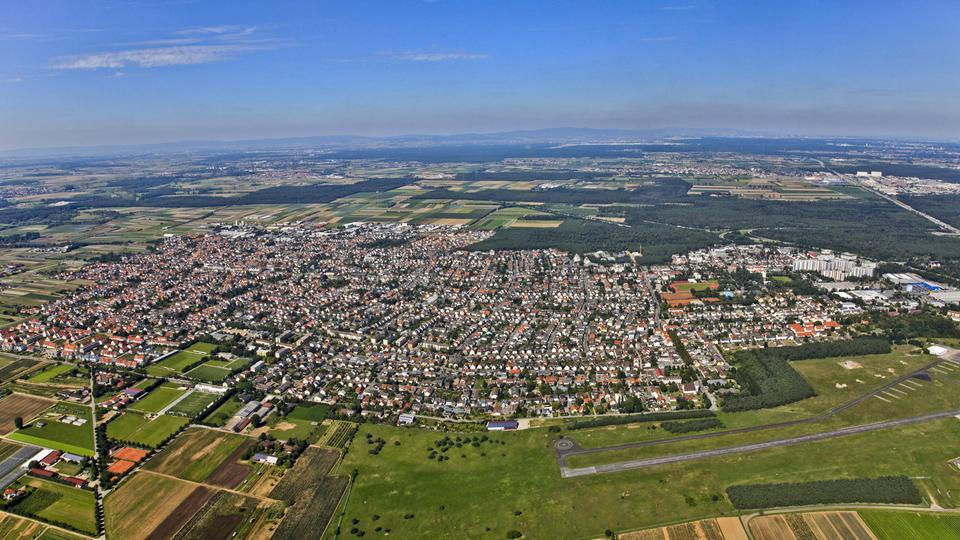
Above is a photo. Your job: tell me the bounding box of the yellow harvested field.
[428,218,474,226]
[749,515,797,540]
[104,472,202,540]
[716,517,749,540]
[507,220,563,228]
[803,511,876,540]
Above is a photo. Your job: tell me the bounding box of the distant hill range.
[3,127,956,160]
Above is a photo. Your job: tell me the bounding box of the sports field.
[106,411,188,447]
[168,391,218,417]
[7,402,94,456]
[184,363,231,382]
[145,350,205,376]
[128,383,185,413]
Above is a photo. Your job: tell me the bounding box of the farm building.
[252,453,279,465]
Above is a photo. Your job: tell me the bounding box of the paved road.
[0,443,41,489]
[561,409,960,478]
[557,352,958,465]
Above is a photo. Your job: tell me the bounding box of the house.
[486,420,519,431]
[252,453,279,465]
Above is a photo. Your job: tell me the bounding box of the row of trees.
[727,476,922,509]
[660,418,724,434]
[566,409,715,431]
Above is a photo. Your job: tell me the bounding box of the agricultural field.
[0,514,47,540]
[335,415,960,539]
[26,363,81,385]
[859,510,960,540]
[104,471,213,540]
[620,518,732,540]
[106,411,188,447]
[128,383,185,413]
[749,511,875,540]
[201,395,243,426]
[176,491,284,540]
[144,427,254,488]
[0,355,41,382]
[317,420,357,449]
[167,390,218,417]
[270,447,347,540]
[7,402,94,456]
[11,476,97,535]
[0,392,53,435]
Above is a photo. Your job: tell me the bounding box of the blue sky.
[1,0,958,150]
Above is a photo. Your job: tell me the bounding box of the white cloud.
[378,51,488,62]
[176,25,255,36]
[52,44,267,69]
[51,26,276,70]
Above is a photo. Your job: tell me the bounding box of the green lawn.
[859,510,960,539]
[202,396,243,427]
[17,477,97,535]
[336,417,960,540]
[268,417,317,440]
[287,404,330,422]
[27,364,75,384]
[106,411,188,447]
[129,384,185,413]
[8,403,94,456]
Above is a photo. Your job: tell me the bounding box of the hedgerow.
[726,476,921,509]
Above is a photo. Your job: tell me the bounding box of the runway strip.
[561,409,960,478]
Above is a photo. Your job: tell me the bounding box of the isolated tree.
[14,417,23,429]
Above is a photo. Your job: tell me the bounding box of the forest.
[721,338,891,413]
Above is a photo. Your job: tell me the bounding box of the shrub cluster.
[660,417,724,434]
